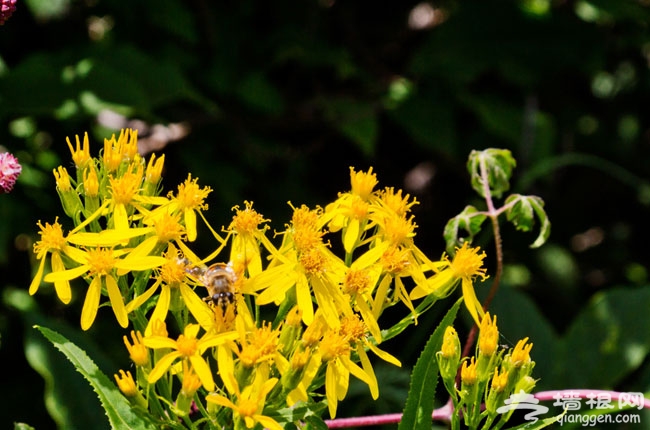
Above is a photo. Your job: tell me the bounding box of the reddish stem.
[324,390,650,428]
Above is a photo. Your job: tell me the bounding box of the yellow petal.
[462,278,484,327]
[296,276,314,326]
[179,283,213,331]
[81,276,102,331]
[142,336,178,349]
[126,279,161,314]
[325,363,339,418]
[106,275,128,328]
[144,284,169,336]
[343,219,360,254]
[218,345,236,394]
[148,352,181,383]
[355,298,381,342]
[189,355,215,391]
[28,256,46,295]
[254,415,283,430]
[205,393,236,409]
[67,227,153,247]
[366,342,401,367]
[116,256,166,274]
[114,203,130,231]
[311,276,340,329]
[355,347,378,399]
[51,252,71,304]
[184,208,197,242]
[45,264,89,283]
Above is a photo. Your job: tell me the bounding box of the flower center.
[176,334,198,357]
[451,242,488,281]
[229,201,267,235]
[87,248,116,276]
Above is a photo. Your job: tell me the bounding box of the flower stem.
[324,399,454,428]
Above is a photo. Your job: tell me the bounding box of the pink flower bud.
[0,152,22,193]
[0,0,17,25]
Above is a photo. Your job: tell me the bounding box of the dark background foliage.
[1,0,650,428]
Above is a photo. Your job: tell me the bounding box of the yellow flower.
[114,369,138,397]
[144,323,238,391]
[29,218,76,303]
[66,132,91,169]
[206,374,282,430]
[251,204,351,328]
[44,236,167,330]
[318,327,374,418]
[378,187,418,218]
[236,322,281,368]
[180,361,202,398]
[125,245,212,336]
[124,330,149,367]
[509,337,533,367]
[478,313,499,357]
[350,166,378,200]
[145,153,165,185]
[227,201,275,277]
[162,174,212,242]
[103,128,138,172]
[410,242,488,326]
[461,357,478,386]
[440,326,460,360]
[53,166,84,218]
[491,367,509,393]
[338,314,401,403]
[83,163,100,198]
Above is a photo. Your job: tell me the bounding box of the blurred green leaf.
[558,286,650,388]
[387,94,456,157]
[235,72,285,116]
[323,98,378,156]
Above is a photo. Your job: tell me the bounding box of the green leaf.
[399,298,462,430]
[504,194,551,248]
[270,400,328,426]
[443,205,487,254]
[34,325,157,430]
[235,72,285,115]
[323,97,378,156]
[558,286,650,389]
[467,148,516,199]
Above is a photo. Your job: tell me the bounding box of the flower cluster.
[0,151,21,193]
[29,129,491,428]
[438,313,536,429]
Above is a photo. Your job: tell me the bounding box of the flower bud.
[437,326,460,388]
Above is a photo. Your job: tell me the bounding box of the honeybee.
[180,259,237,309]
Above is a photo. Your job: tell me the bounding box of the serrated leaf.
[467,148,516,199]
[34,326,157,430]
[505,194,550,248]
[443,205,487,254]
[399,298,462,430]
